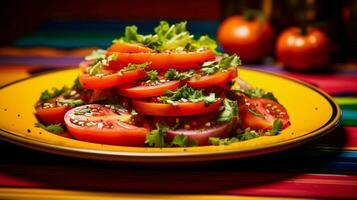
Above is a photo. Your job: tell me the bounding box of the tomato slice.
[240,98,290,130]
[118,80,180,98]
[35,89,83,125]
[187,67,237,88]
[132,98,223,116]
[106,50,214,70]
[36,106,69,125]
[79,69,146,90]
[107,42,155,53]
[64,104,150,146]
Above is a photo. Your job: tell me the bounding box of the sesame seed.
[167,100,178,106]
[70,90,77,96]
[86,122,97,126]
[97,122,104,129]
[180,98,188,102]
[84,113,92,117]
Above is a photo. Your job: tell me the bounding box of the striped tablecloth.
[0,20,356,200]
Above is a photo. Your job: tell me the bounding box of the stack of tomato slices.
[35,26,290,147]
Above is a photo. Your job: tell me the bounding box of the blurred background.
[0,0,356,74]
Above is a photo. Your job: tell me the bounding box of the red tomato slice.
[187,67,237,88]
[107,42,155,53]
[79,69,146,90]
[132,98,223,116]
[240,98,290,130]
[36,106,69,125]
[64,104,150,146]
[106,50,214,70]
[118,80,180,98]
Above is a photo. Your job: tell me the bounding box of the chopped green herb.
[88,59,103,76]
[72,76,84,91]
[238,129,262,141]
[74,108,91,115]
[111,52,119,61]
[146,70,159,81]
[85,49,106,61]
[216,98,238,124]
[266,120,283,135]
[57,99,84,107]
[118,62,150,74]
[158,85,217,106]
[201,54,241,75]
[40,90,52,101]
[209,137,239,145]
[247,108,266,119]
[40,86,68,101]
[35,123,64,134]
[145,123,168,147]
[209,123,285,146]
[171,134,197,147]
[164,69,194,80]
[238,88,278,103]
[52,86,68,97]
[188,35,221,55]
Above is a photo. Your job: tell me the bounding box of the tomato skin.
[217,16,274,62]
[118,80,181,98]
[64,104,150,146]
[79,69,146,90]
[106,50,214,70]
[66,122,148,146]
[132,98,223,116]
[35,106,69,125]
[276,27,329,71]
[107,42,155,53]
[187,67,237,88]
[240,98,290,130]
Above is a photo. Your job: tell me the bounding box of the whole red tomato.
[276,27,330,71]
[217,15,274,62]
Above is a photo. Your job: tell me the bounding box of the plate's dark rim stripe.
[0,68,341,158]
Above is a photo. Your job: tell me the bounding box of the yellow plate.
[0,68,341,163]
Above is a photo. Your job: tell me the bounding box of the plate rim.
[0,68,341,162]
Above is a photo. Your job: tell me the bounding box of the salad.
[34,21,290,147]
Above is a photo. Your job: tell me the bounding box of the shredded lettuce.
[201,54,241,75]
[113,21,219,53]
